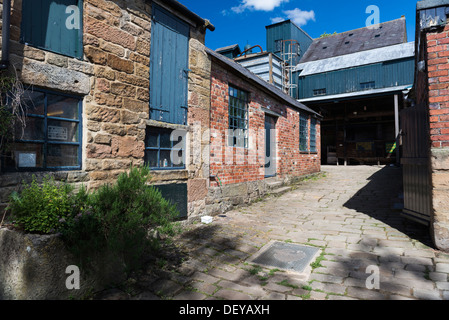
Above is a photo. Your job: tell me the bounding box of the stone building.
[0,0,321,222]
[0,0,214,220]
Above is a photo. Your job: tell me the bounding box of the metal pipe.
[0,0,11,69]
[239,45,264,57]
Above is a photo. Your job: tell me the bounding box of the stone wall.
[0,0,211,219]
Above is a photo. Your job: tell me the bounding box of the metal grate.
[250,241,320,273]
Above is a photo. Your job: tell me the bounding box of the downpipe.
[0,0,11,70]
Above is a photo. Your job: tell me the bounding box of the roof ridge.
[313,17,406,40]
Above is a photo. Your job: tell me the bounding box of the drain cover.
[249,241,320,274]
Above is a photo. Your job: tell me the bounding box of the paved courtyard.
[98,165,449,300]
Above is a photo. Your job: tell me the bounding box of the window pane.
[47,94,79,119]
[47,144,79,167]
[47,120,79,143]
[8,143,44,168]
[160,131,171,148]
[146,130,158,148]
[145,150,158,167]
[171,149,184,167]
[22,91,45,115]
[160,150,172,168]
[16,117,45,141]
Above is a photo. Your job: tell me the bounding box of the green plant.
[8,176,76,234]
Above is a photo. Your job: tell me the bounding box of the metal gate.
[400,102,432,225]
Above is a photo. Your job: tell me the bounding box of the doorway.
[265,115,277,177]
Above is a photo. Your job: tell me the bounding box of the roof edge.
[161,0,215,31]
[205,47,322,118]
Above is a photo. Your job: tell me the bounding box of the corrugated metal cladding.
[266,20,313,63]
[150,4,189,125]
[237,54,283,90]
[297,57,415,99]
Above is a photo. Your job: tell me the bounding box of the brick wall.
[209,60,321,188]
[418,14,449,252]
[427,24,449,148]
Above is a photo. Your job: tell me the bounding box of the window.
[144,127,186,170]
[21,0,83,59]
[275,39,283,52]
[360,81,375,90]
[3,89,82,171]
[299,113,309,152]
[310,118,317,153]
[313,88,326,96]
[228,86,249,148]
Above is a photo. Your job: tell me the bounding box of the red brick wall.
[427,23,449,148]
[209,61,321,187]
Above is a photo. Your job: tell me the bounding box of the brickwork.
[418,16,449,252]
[209,61,321,188]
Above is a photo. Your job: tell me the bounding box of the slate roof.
[215,44,241,53]
[300,17,407,63]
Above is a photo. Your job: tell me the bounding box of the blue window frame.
[21,0,83,59]
[228,85,249,148]
[299,113,309,152]
[145,127,186,170]
[3,89,82,171]
[310,117,317,153]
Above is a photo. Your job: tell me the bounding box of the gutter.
[0,0,11,70]
[163,0,215,31]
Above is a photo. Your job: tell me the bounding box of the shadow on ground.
[343,165,434,248]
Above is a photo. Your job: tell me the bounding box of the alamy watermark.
[65,265,80,290]
[366,5,380,29]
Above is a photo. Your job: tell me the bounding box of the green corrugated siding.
[297,57,415,99]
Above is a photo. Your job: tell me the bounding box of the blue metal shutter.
[150,5,189,125]
[21,0,83,59]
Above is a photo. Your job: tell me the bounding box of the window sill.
[146,120,190,131]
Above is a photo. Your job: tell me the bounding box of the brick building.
[0,0,321,222]
[402,0,449,252]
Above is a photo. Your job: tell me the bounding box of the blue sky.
[181,0,418,51]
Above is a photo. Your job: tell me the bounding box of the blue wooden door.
[150,5,189,125]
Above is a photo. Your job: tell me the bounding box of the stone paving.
[97,165,449,300]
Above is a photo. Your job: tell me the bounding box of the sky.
[180,0,418,51]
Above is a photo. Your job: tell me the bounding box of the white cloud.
[270,17,285,24]
[232,0,289,13]
[283,8,315,27]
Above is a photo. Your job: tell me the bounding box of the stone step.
[265,179,283,190]
[270,186,292,195]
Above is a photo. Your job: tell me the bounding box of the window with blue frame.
[3,89,82,171]
[228,85,249,148]
[299,113,309,152]
[21,0,83,59]
[145,127,186,170]
[310,117,317,153]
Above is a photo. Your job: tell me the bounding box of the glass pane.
[22,90,45,115]
[47,120,79,143]
[146,130,158,148]
[171,149,184,167]
[160,150,172,168]
[160,131,171,148]
[7,142,44,168]
[47,94,79,119]
[15,117,45,141]
[145,150,158,168]
[47,144,79,167]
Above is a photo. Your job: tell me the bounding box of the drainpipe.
[0,0,12,70]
